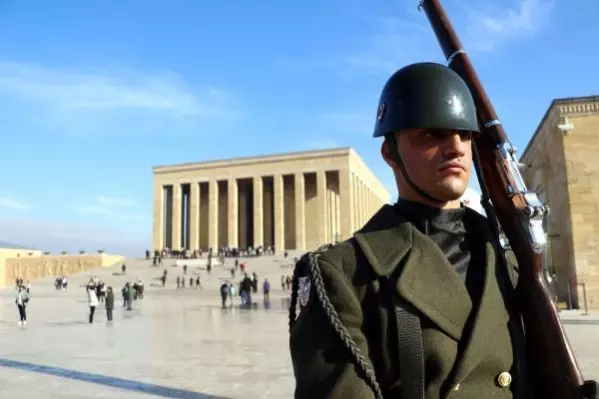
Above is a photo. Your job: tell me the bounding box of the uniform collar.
[353,204,509,356]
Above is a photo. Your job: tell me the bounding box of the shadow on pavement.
[0,358,230,399]
[44,320,90,327]
[191,298,291,312]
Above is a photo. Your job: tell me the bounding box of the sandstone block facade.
[152,147,391,254]
[521,96,599,309]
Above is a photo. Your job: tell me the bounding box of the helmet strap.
[386,135,444,204]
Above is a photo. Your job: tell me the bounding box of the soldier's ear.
[381,139,396,168]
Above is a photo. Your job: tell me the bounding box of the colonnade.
[152,169,384,253]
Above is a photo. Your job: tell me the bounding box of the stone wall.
[2,254,124,288]
[521,103,575,305]
[521,96,599,308]
[562,103,599,309]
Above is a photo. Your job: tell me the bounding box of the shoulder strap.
[381,277,425,399]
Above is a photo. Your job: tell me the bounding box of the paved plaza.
[0,254,298,398]
[0,254,598,398]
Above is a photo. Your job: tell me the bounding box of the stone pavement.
[0,252,599,398]
[0,253,299,398]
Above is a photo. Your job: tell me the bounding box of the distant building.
[520,95,599,309]
[152,147,390,253]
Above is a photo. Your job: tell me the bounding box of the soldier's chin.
[434,180,468,201]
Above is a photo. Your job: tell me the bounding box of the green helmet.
[372,62,479,138]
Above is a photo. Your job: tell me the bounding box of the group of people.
[86,277,114,323]
[219,272,271,308]
[54,276,68,290]
[85,277,144,323]
[149,244,278,268]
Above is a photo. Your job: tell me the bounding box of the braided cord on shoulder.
[289,262,300,331]
[289,244,333,331]
[307,250,383,399]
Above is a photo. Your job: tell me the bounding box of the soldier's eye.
[422,129,473,142]
[458,131,473,141]
[423,130,445,139]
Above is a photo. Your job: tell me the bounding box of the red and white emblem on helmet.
[377,103,386,122]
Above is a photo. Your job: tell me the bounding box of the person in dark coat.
[241,273,253,306]
[122,283,133,310]
[105,287,115,322]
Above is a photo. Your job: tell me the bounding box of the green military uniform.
[288,62,529,398]
[289,203,524,398]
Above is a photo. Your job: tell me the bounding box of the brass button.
[453,383,460,391]
[496,372,512,388]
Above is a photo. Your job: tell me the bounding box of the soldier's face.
[382,129,473,206]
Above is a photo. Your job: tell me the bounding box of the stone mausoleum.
[520,95,599,309]
[152,147,390,254]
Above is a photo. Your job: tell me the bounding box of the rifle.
[418,1,586,398]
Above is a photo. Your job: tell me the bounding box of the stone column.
[352,175,358,230]
[228,178,238,248]
[366,185,370,220]
[317,171,328,245]
[327,186,333,243]
[152,183,164,250]
[360,181,368,225]
[295,172,306,250]
[358,178,364,227]
[331,188,335,242]
[355,179,361,227]
[172,183,182,250]
[365,187,370,219]
[208,180,219,251]
[339,170,353,240]
[273,174,285,253]
[253,176,263,248]
[371,189,375,214]
[189,182,200,250]
[334,186,340,241]
[370,189,374,216]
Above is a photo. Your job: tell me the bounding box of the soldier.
[288,62,599,399]
[289,62,526,399]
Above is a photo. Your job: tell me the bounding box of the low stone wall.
[0,248,43,258]
[2,254,124,288]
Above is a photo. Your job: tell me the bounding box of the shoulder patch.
[298,276,311,307]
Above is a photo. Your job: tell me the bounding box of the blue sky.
[0,0,596,255]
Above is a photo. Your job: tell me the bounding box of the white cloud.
[0,197,29,211]
[0,218,148,256]
[460,0,555,52]
[338,15,437,74]
[318,111,375,136]
[280,16,436,76]
[76,196,142,220]
[95,196,136,207]
[76,205,114,217]
[0,61,240,134]
[300,137,343,150]
[281,0,554,75]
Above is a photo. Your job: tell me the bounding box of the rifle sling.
[382,277,425,399]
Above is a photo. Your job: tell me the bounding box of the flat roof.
[0,242,37,250]
[520,95,599,161]
[153,146,353,173]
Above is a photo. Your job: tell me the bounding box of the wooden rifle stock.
[418,1,585,397]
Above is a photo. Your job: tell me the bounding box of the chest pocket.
[379,277,425,399]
